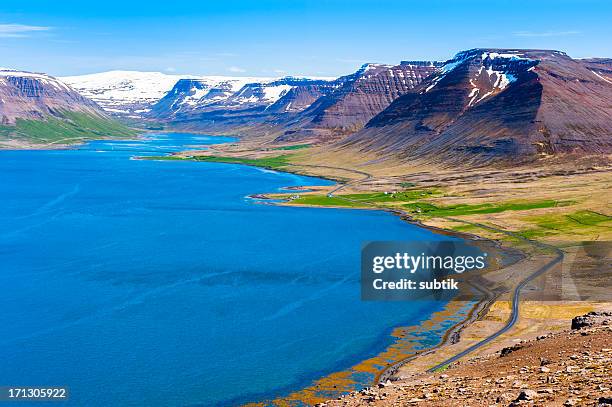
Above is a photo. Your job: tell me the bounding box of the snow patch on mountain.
[424,49,536,96]
[61,71,197,114]
[590,69,612,84]
[262,84,292,102]
[1,68,73,92]
[72,72,276,113]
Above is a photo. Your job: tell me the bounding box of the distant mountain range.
[149,62,441,140]
[275,62,441,142]
[150,76,334,120]
[1,48,611,163]
[60,70,198,117]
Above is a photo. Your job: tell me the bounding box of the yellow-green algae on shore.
[245,301,477,406]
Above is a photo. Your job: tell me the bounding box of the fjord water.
[0,133,449,406]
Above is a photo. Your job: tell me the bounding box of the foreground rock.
[326,312,611,406]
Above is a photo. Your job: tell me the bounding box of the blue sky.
[1,0,610,77]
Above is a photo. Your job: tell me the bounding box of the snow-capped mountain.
[62,71,331,119]
[60,70,199,117]
[343,49,612,163]
[151,62,440,138]
[150,76,336,120]
[150,76,274,119]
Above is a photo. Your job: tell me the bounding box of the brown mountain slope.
[340,49,612,164]
[0,69,101,124]
[580,58,612,84]
[277,62,440,142]
[0,68,135,146]
[158,63,440,140]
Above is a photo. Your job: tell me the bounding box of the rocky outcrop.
[340,49,612,164]
[324,311,612,407]
[571,311,612,330]
[580,58,612,83]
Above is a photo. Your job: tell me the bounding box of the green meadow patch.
[339,188,442,202]
[402,200,571,217]
[449,223,481,233]
[285,188,442,208]
[270,144,311,151]
[518,210,612,238]
[0,111,136,144]
[287,195,369,208]
[146,154,293,171]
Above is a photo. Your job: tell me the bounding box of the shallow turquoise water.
[0,133,451,406]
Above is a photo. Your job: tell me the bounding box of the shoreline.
[6,133,532,405]
[234,162,529,404]
[107,134,532,404]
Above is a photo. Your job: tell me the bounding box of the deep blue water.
[0,133,450,406]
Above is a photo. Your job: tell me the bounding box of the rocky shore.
[321,312,611,406]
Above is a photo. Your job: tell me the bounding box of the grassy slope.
[0,110,137,145]
[282,182,610,242]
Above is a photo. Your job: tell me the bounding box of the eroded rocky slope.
[0,69,134,145]
[341,49,612,164]
[1,69,101,124]
[277,62,441,142]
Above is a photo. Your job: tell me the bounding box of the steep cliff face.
[266,82,337,113]
[0,69,135,145]
[276,62,440,141]
[0,69,101,124]
[224,77,335,111]
[341,49,612,163]
[148,63,439,140]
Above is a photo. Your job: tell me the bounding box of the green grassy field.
[340,189,442,202]
[0,111,137,144]
[402,200,571,217]
[517,210,612,238]
[270,144,311,151]
[286,195,370,207]
[145,154,293,170]
[286,190,571,221]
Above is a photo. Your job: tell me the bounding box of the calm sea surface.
[0,133,451,406]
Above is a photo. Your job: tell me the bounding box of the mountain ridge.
[0,69,136,147]
[9,47,610,163]
[339,48,612,164]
